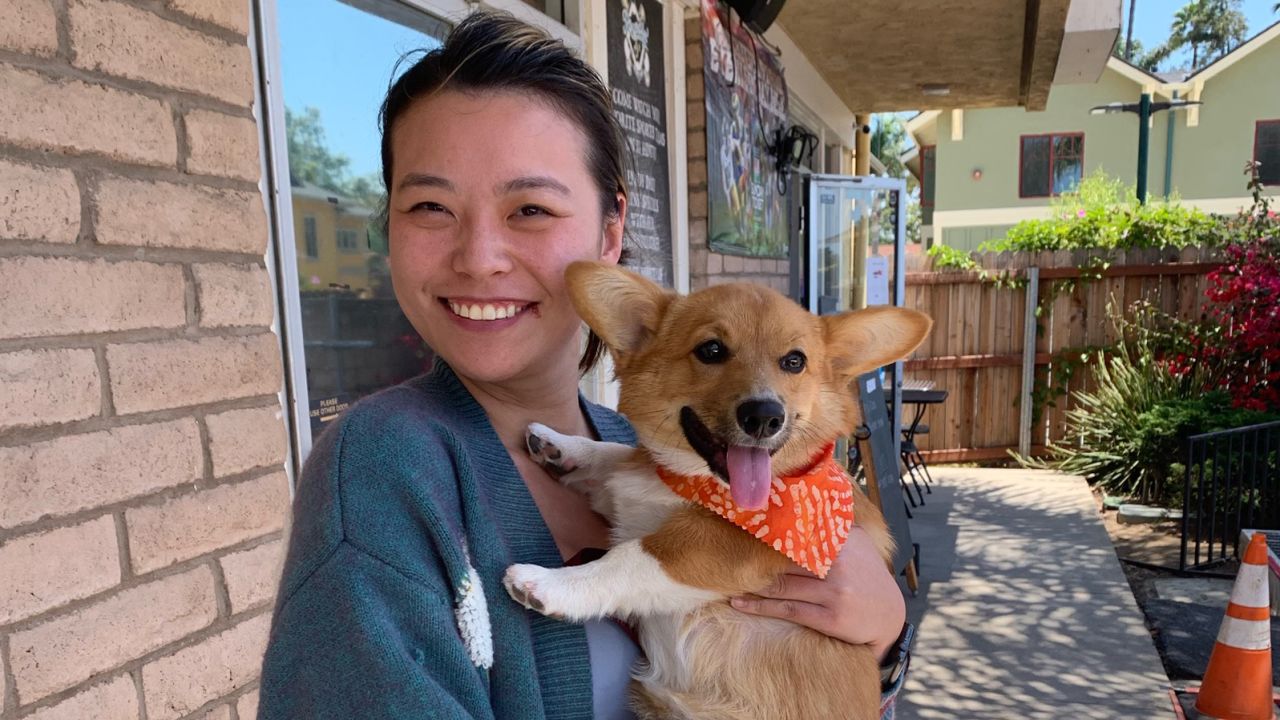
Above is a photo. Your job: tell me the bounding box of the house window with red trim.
[1256,120,1280,186]
[1019,133,1084,198]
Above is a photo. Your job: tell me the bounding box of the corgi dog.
[503,262,932,720]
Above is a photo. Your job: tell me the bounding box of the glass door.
[804,175,908,452]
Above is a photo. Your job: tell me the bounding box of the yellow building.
[290,181,379,294]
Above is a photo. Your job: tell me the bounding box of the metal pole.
[853,115,872,310]
[1019,267,1040,457]
[1137,92,1151,204]
[1164,90,1178,198]
[1124,0,1136,59]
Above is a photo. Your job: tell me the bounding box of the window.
[1257,120,1280,186]
[920,145,936,207]
[336,228,359,252]
[303,216,318,258]
[272,0,447,440]
[1019,133,1083,198]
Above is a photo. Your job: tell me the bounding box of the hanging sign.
[700,0,788,258]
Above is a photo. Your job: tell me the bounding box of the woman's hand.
[729,526,906,662]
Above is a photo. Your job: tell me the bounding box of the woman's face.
[387,90,624,385]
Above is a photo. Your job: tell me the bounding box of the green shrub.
[934,171,1230,264]
[1035,332,1278,504]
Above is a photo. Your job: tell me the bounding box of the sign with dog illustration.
[699,0,788,258]
[608,0,673,286]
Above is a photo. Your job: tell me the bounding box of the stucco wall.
[1170,38,1280,200]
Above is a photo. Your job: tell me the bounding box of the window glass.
[1052,135,1083,195]
[1257,121,1280,186]
[277,0,447,436]
[1020,136,1050,197]
[920,145,935,207]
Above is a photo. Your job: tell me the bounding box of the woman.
[258,11,909,719]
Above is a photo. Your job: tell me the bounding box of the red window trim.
[1018,132,1085,198]
[920,144,936,208]
[1256,119,1280,187]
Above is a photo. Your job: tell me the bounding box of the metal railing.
[1180,421,1280,570]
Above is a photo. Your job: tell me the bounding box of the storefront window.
[275,0,448,436]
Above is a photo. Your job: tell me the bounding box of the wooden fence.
[899,247,1221,463]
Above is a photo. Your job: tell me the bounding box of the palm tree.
[1167,0,1247,71]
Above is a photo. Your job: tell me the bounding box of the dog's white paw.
[525,423,578,477]
[503,564,563,618]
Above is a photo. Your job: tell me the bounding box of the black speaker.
[726,0,786,34]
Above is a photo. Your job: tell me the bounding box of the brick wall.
[683,15,790,296]
[0,2,288,719]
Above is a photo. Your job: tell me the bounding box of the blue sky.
[1127,0,1277,70]
[276,0,1279,180]
[277,0,443,179]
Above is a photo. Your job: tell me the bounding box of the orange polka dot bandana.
[655,445,855,578]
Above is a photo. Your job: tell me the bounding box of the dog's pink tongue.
[726,445,772,510]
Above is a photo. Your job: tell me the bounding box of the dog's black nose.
[736,399,785,439]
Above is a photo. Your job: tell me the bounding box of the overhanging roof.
[773,0,1118,113]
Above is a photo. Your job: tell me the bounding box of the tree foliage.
[285,106,384,212]
[1161,0,1248,71]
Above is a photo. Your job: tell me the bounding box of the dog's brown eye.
[780,351,806,374]
[694,340,729,364]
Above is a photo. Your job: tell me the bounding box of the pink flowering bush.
[1201,181,1280,410]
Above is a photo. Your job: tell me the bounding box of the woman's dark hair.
[379,10,629,375]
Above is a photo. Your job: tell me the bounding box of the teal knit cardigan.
[258,360,636,719]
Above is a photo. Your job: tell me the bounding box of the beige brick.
[0,160,80,243]
[0,517,120,625]
[9,566,217,703]
[689,218,708,244]
[724,253,744,273]
[687,131,706,161]
[0,348,99,432]
[96,177,266,254]
[219,538,283,613]
[706,251,722,274]
[688,160,707,187]
[206,405,286,477]
[0,65,176,166]
[142,612,271,720]
[168,0,250,34]
[70,0,252,106]
[0,257,185,339]
[194,263,273,329]
[237,689,259,719]
[24,675,138,720]
[689,190,707,217]
[1,0,58,55]
[185,110,259,182]
[0,419,201,529]
[107,333,281,415]
[127,473,289,574]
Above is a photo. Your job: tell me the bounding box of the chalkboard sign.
[855,371,915,580]
[607,0,673,286]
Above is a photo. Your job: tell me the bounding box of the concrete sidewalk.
[894,467,1173,720]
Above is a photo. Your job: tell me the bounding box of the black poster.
[607,0,673,287]
[700,0,788,258]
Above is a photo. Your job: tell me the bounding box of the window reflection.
[277,0,446,434]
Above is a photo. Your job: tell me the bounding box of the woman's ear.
[600,193,626,265]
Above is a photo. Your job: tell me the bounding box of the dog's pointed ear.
[824,307,932,379]
[566,261,672,356]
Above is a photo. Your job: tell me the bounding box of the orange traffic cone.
[1197,532,1275,720]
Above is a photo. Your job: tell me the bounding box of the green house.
[905,20,1280,251]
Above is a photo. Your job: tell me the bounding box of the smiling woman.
[258,10,907,720]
